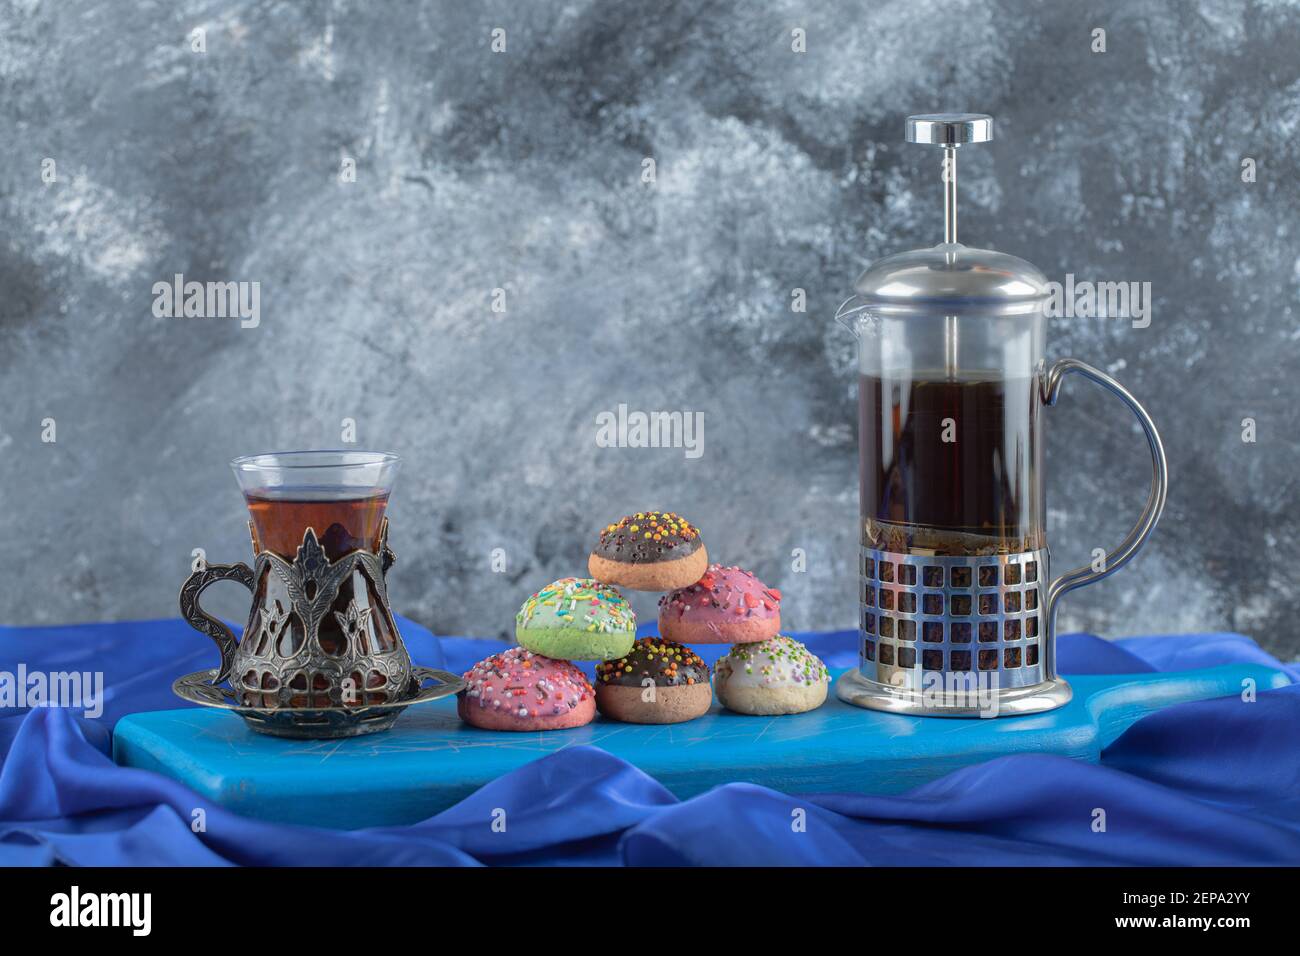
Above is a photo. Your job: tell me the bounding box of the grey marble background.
[2,0,1298,655]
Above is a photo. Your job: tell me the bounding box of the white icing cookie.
[713,636,830,715]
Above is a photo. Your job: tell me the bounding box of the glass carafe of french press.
[835,114,1168,716]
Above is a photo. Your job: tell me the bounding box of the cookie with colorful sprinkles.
[458,647,595,731]
[588,511,708,591]
[659,564,781,644]
[713,635,830,716]
[595,637,712,724]
[515,577,636,661]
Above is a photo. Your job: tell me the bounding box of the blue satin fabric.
[1,618,1296,866]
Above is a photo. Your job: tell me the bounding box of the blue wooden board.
[112,664,1288,830]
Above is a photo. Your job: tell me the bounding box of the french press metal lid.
[834,114,1168,717]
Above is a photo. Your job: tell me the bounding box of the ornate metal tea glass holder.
[175,518,462,739]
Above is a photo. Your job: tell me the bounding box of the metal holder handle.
[1042,358,1169,675]
[179,562,256,685]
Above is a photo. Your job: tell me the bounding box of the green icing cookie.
[515,577,636,661]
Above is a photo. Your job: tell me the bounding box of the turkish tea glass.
[180,451,411,710]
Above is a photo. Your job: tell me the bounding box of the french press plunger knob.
[905,112,992,245]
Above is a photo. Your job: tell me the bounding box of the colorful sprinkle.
[592,511,702,564]
[516,577,635,633]
[715,636,829,687]
[596,637,710,687]
[659,564,781,621]
[461,647,593,717]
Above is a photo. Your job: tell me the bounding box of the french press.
[835,114,1168,717]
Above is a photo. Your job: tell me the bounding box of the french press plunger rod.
[834,113,1168,717]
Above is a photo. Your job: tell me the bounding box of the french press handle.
[1041,359,1169,638]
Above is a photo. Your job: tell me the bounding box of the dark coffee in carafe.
[859,373,1044,554]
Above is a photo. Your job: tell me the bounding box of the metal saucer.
[173,666,465,739]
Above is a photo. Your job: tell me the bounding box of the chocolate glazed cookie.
[587,511,708,591]
[595,638,712,724]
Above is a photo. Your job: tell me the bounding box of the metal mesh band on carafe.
[861,547,1047,692]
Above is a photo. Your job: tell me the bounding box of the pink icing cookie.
[457,647,595,731]
[658,565,782,644]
